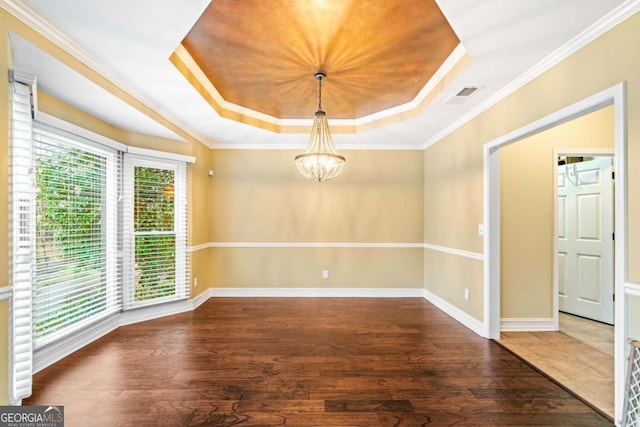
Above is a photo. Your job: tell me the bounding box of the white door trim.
[553,149,615,330]
[483,82,627,423]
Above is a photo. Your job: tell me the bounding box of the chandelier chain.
[318,74,323,111]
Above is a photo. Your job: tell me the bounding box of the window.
[32,125,119,346]
[123,155,188,308]
[9,79,192,404]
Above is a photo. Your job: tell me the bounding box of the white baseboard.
[422,289,486,337]
[208,287,424,298]
[119,299,195,327]
[192,288,213,309]
[500,318,556,332]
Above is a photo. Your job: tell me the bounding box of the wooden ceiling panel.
[180,0,460,120]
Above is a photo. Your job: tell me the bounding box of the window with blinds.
[123,155,188,308]
[9,82,192,403]
[32,126,120,346]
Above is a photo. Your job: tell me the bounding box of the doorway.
[484,83,627,422]
[555,153,614,326]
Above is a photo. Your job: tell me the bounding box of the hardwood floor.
[25,298,612,426]
[498,313,614,421]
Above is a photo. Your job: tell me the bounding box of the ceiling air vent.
[445,86,482,105]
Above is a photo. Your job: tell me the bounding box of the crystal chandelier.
[294,72,345,182]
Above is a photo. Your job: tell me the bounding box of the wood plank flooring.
[25,298,612,426]
[498,313,614,420]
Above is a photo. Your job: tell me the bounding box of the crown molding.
[421,0,640,150]
[0,0,213,146]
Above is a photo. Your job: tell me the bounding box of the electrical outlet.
[322,270,329,279]
[478,224,484,236]
[194,277,198,288]
[464,288,470,301]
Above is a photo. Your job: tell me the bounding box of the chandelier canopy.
[294,72,345,182]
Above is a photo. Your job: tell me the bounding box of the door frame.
[552,149,615,330]
[483,82,627,422]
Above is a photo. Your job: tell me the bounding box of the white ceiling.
[9,0,628,150]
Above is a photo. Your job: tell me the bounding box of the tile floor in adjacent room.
[498,313,614,420]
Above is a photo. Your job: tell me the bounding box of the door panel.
[558,252,567,297]
[558,196,567,239]
[577,254,600,303]
[557,156,614,324]
[577,193,600,240]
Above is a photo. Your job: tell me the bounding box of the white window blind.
[32,124,120,347]
[9,80,34,404]
[123,155,188,308]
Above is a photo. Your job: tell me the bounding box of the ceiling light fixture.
[294,72,345,182]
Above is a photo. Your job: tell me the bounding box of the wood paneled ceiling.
[173,0,461,132]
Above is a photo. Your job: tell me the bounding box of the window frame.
[122,154,189,309]
[31,123,120,349]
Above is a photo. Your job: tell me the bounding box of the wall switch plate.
[194,277,198,288]
[322,270,329,279]
[464,288,470,301]
[478,224,484,236]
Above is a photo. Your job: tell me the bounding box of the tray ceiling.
[178,0,460,127]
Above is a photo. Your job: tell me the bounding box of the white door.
[557,156,614,324]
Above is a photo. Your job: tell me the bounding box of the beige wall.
[424,250,483,320]
[203,149,425,288]
[424,11,640,330]
[500,106,614,318]
[423,133,484,318]
[209,247,423,289]
[423,135,484,252]
[189,141,213,297]
[210,149,424,243]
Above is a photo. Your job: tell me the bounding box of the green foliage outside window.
[35,152,178,335]
[35,145,107,337]
[134,166,176,301]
